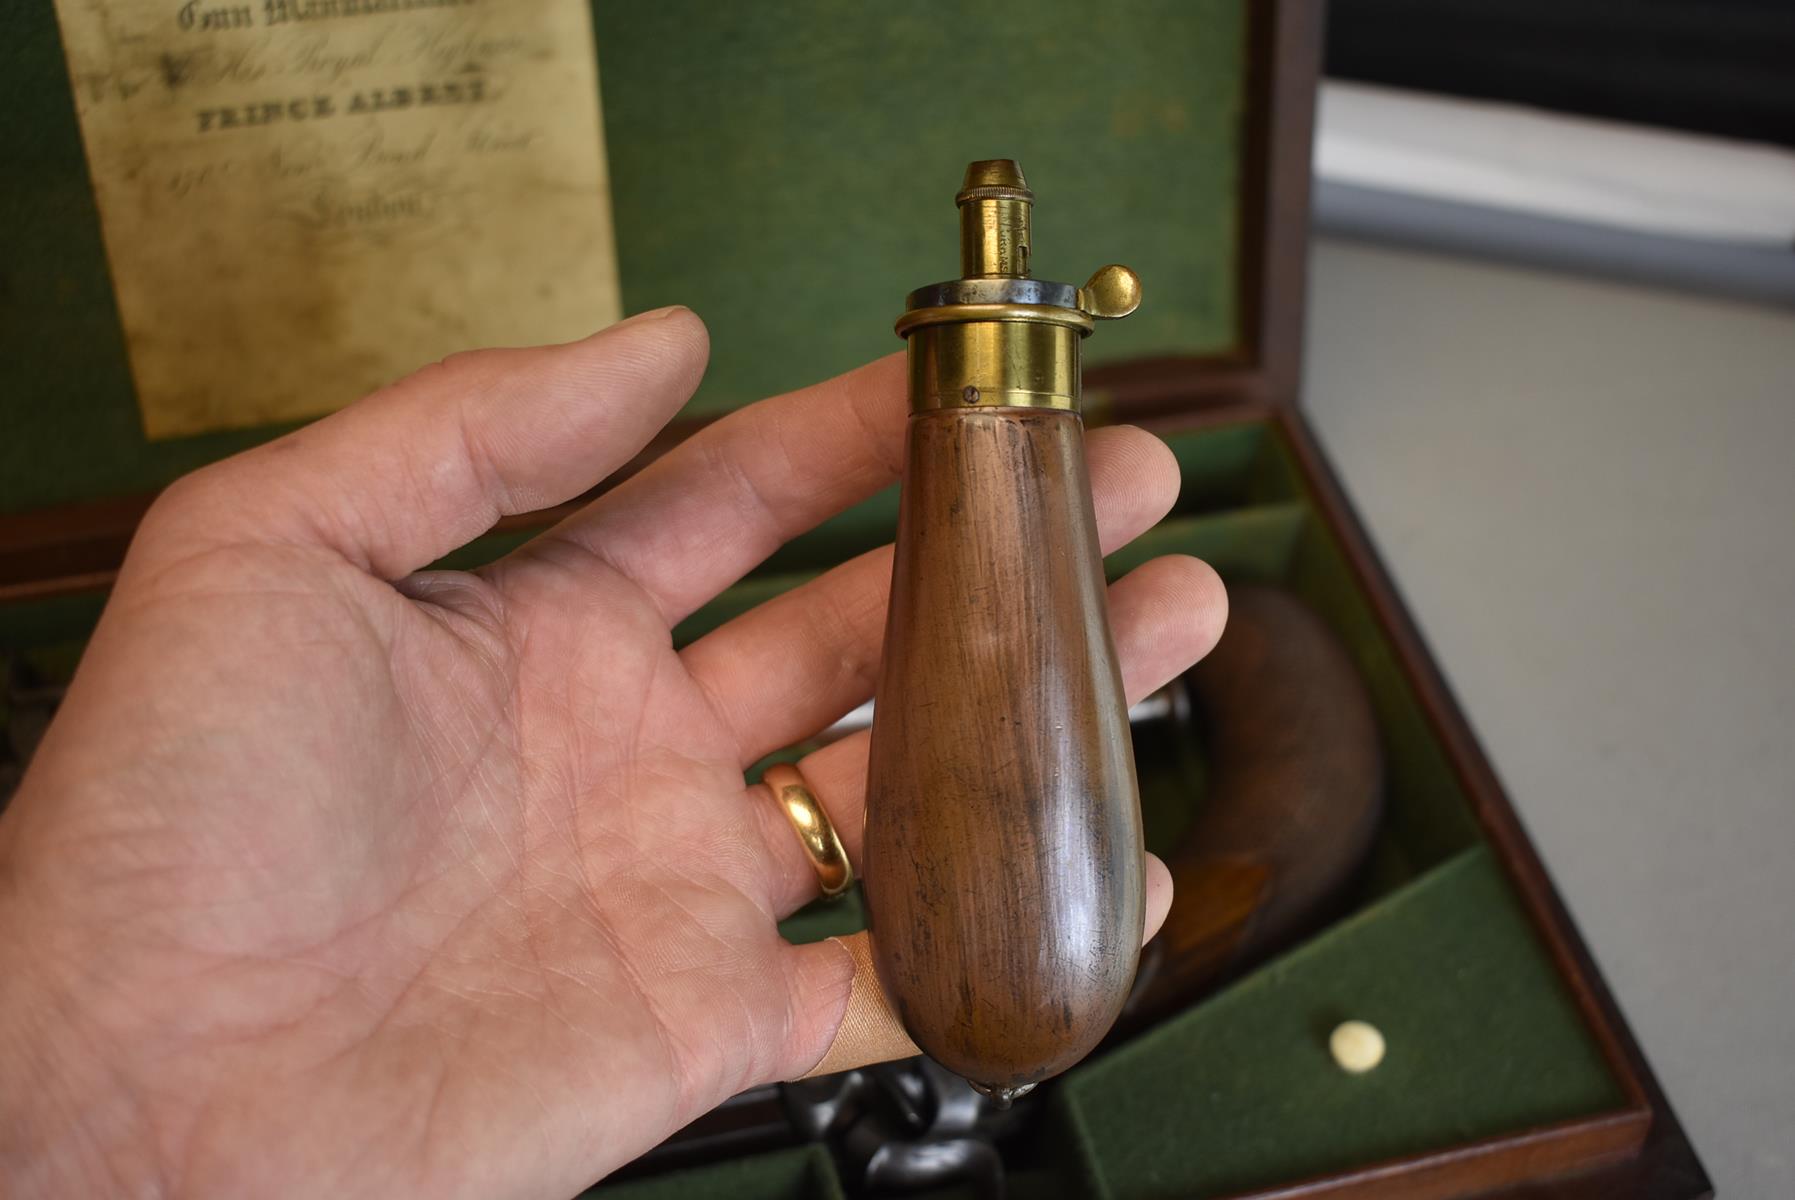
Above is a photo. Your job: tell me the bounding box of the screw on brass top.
[866,157,1151,1098]
[895,159,1143,411]
[956,159,1034,279]
[957,158,1035,202]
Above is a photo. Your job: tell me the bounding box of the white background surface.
[1302,238,1795,1198]
[1315,81,1795,244]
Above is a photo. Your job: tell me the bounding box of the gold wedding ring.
[762,763,855,900]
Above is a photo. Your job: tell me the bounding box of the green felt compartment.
[778,886,868,950]
[1054,846,1627,1199]
[0,0,1245,517]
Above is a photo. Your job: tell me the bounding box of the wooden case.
[0,2,1711,1197]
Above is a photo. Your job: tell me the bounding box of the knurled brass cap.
[957,159,1034,205]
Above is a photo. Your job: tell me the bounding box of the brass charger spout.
[863,160,1143,1099]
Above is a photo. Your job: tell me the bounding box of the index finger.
[531,353,907,626]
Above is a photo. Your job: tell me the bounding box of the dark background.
[1326,0,1795,148]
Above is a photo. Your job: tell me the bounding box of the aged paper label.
[54,0,622,438]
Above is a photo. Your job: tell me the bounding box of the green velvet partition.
[1056,847,1625,1199]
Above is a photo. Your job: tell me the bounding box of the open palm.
[0,308,1223,1198]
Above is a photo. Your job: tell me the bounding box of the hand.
[0,308,1225,1198]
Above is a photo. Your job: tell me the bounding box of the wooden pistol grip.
[1123,585,1385,1029]
[862,407,1144,1092]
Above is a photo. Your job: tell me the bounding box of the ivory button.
[1329,1020,1386,1074]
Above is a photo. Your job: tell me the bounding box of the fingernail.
[616,305,690,327]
